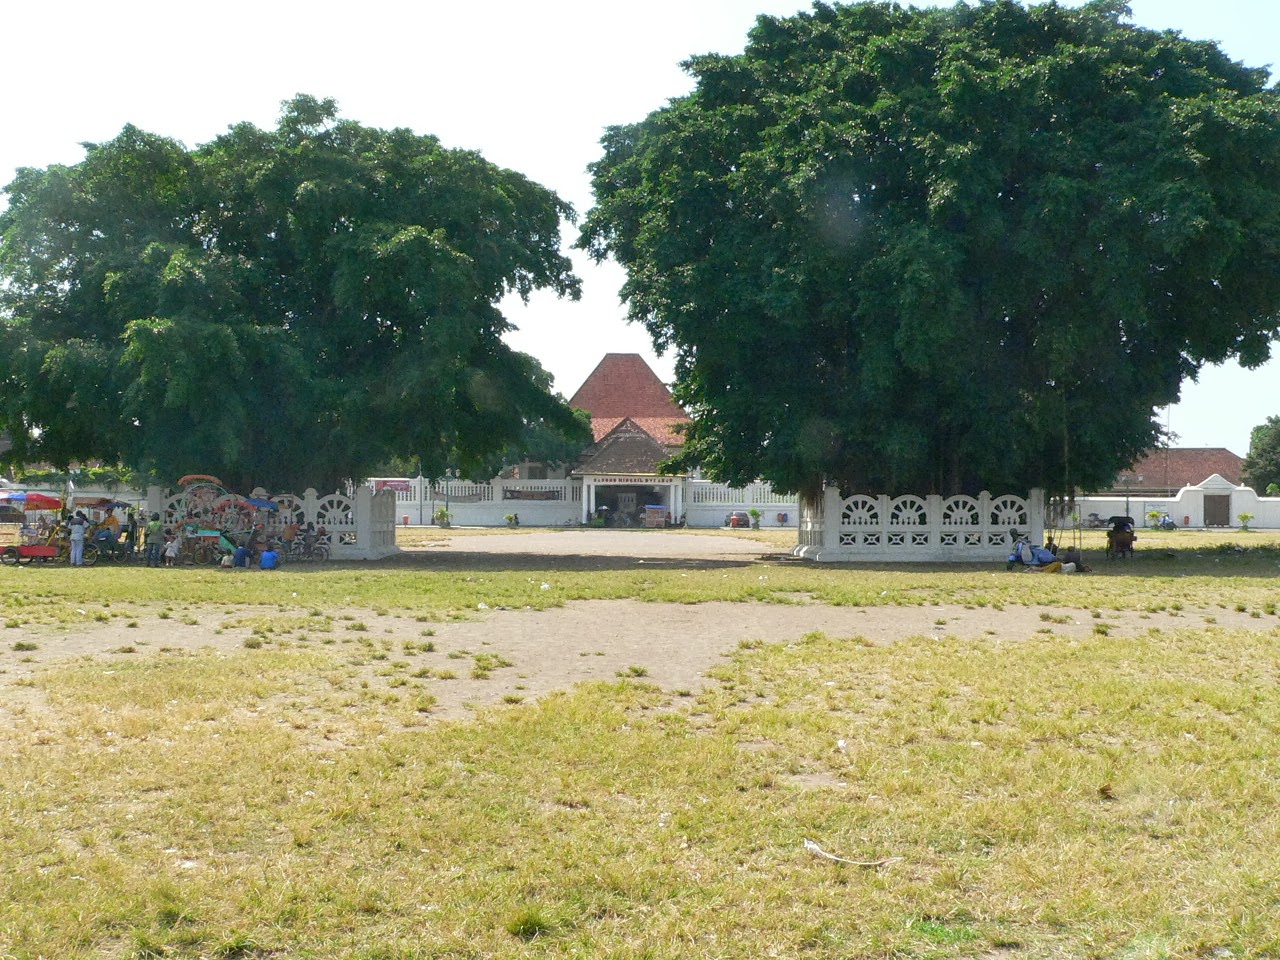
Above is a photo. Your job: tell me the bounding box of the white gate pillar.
[822,484,843,552]
[354,485,373,549]
[1029,488,1046,546]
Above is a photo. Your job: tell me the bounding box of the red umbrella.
[0,492,63,510]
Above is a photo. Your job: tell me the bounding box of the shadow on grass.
[328,552,786,573]
[315,543,1280,577]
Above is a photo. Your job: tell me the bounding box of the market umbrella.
[0,492,63,510]
[239,497,279,511]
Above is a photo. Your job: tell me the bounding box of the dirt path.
[1,596,1260,722]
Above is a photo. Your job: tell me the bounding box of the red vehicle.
[0,492,98,565]
[0,540,64,565]
[0,526,97,565]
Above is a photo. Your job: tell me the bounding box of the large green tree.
[580,0,1280,497]
[1242,415,1280,493]
[0,96,586,492]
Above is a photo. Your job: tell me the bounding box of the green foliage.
[15,464,139,490]
[1242,415,1280,493]
[0,96,582,491]
[463,405,592,482]
[370,405,590,485]
[581,2,1280,496]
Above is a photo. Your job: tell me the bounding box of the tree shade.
[0,96,586,492]
[580,0,1280,497]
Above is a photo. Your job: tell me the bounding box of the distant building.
[567,353,690,524]
[1096,447,1245,497]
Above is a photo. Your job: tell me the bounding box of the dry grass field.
[1,527,1278,958]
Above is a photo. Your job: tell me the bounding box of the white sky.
[3,0,1278,456]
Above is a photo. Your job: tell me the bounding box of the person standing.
[67,511,89,566]
[144,512,164,567]
[163,532,180,567]
[124,511,139,558]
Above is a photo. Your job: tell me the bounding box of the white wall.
[370,477,799,529]
[1068,476,1280,529]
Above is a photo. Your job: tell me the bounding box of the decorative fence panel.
[149,485,395,561]
[795,488,1043,563]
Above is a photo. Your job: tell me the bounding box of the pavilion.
[567,354,690,525]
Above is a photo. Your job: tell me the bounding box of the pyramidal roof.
[569,354,685,420]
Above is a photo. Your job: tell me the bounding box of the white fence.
[147,485,398,560]
[684,481,797,528]
[372,478,583,527]
[369,477,799,528]
[1067,475,1280,530]
[795,487,1044,563]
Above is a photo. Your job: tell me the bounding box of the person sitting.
[259,544,280,570]
[232,543,251,569]
[1106,517,1137,557]
[93,523,121,543]
[1008,529,1060,568]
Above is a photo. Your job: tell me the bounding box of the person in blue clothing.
[233,543,251,569]
[67,511,89,566]
[259,544,280,570]
[1008,529,1058,567]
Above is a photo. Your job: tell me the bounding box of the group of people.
[28,507,326,569]
[1008,529,1091,573]
[219,541,280,571]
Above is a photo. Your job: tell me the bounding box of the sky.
[3,0,1278,457]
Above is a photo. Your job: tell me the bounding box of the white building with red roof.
[567,353,691,525]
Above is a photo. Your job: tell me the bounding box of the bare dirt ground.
[2,530,1268,722]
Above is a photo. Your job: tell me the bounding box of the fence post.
[822,484,842,552]
[1029,488,1046,546]
[927,494,943,549]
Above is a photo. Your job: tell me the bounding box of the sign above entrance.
[589,475,680,485]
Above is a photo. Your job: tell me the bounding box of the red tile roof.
[570,354,690,459]
[573,418,684,477]
[588,416,687,446]
[569,354,686,419]
[1104,447,1244,493]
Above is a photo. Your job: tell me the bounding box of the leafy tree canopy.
[374,404,592,483]
[580,0,1280,497]
[1242,415,1280,493]
[0,95,586,492]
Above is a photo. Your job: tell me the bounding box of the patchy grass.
[3,533,1280,956]
[4,534,1280,631]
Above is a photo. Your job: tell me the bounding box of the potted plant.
[434,507,451,528]
[748,508,762,529]
[504,513,520,528]
[1237,512,1254,531]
